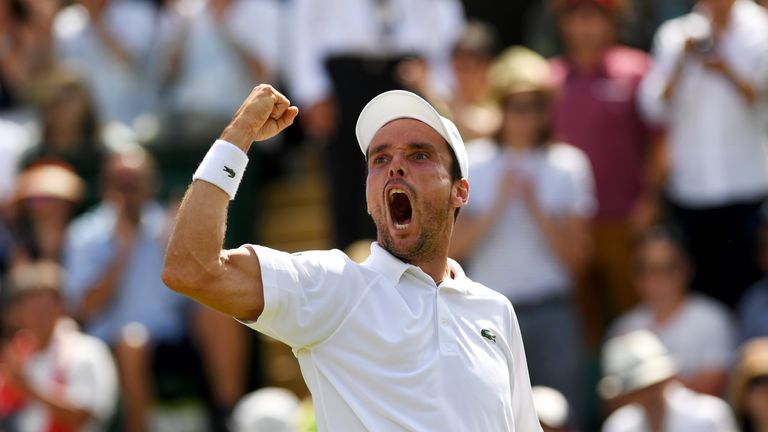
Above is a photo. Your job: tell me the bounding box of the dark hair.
[634,225,689,257]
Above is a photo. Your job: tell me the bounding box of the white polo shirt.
[241,242,541,432]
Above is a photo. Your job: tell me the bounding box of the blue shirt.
[738,277,768,343]
[63,202,190,344]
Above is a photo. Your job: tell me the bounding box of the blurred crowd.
[0,0,767,431]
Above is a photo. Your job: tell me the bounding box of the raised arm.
[162,85,299,320]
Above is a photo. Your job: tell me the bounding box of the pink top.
[551,46,655,221]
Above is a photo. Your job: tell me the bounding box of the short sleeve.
[549,144,596,217]
[68,336,119,422]
[689,300,736,370]
[241,246,372,349]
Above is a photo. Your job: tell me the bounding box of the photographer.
[638,0,768,309]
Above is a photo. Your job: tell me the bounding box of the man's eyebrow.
[368,141,436,157]
[368,143,391,158]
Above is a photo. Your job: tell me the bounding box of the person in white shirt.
[162,84,542,431]
[53,0,157,126]
[608,226,735,396]
[638,0,768,308]
[600,330,738,432]
[285,0,465,250]
[0,260,118,432]
[154,0,280,149]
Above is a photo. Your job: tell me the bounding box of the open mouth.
[388,188,413,230]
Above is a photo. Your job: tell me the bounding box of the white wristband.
[193,140,249,200]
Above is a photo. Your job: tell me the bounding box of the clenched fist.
[220,85,300,151]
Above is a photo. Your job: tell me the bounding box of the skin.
[163,84,468,323]
[366,118,469,280]
[633,238,727,395]
[745,378,768,432]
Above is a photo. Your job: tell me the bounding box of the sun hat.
[355,90,469,179]
[489,46,553,102]
[14,162,85,204]
[7,261,64,299]
[598,330,678,399]
[731,338,768,416]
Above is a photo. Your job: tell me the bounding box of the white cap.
[355,90,469,179]
[598,330,678,399]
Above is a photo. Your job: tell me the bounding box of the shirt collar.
[363,242,471,294]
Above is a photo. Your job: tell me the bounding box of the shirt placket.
[435,289,458,355]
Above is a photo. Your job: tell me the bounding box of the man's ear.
[451,178,470,208]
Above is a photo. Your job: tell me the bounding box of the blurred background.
[0,0,767,431]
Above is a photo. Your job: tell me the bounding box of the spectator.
[600,330,738,432]
[533,386,574,432]
[450,46,595,426]
[0,260,118,431]
[286,0,465,249]
[11,162,85,263]
[62,149,248,432]
[154,0,280,149]
[638,0,768,308]
[738,207,768,343]
[22,69,103,206]
[0,0,57,113]
[731,338,768,432]
[53,0,157,126]
[549,0,664,348]
[608,226,735,396]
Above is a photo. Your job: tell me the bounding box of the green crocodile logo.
[480,328,496,344]
[223,166,236,178]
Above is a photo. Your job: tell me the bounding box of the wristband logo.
[223,166,236,178]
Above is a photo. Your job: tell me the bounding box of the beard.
[371,189,453,263]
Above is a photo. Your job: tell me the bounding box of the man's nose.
[389,156,406,178]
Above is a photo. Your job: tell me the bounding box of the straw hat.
[489,46,553,102]
[731,338,768,415]
[14,162,85,204]
[598,330,678,399]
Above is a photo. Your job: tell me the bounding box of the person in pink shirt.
[549,0,665,347]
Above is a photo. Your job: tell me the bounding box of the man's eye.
[372,156,388,165]
[414,152,429,160]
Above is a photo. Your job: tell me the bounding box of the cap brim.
[355,90,468,179]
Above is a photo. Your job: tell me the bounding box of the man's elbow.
[162,255,205,296]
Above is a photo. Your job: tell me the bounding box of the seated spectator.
[608,226,735,396]
[62,148,247,432]
[738,207,768,343]
[0,260,118,431]
[600,330,737,432]
[11,162,85,263]
[450,46,596,427]
[53,0,157,126]
[533,386,574,432]
[731,338,768,432]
